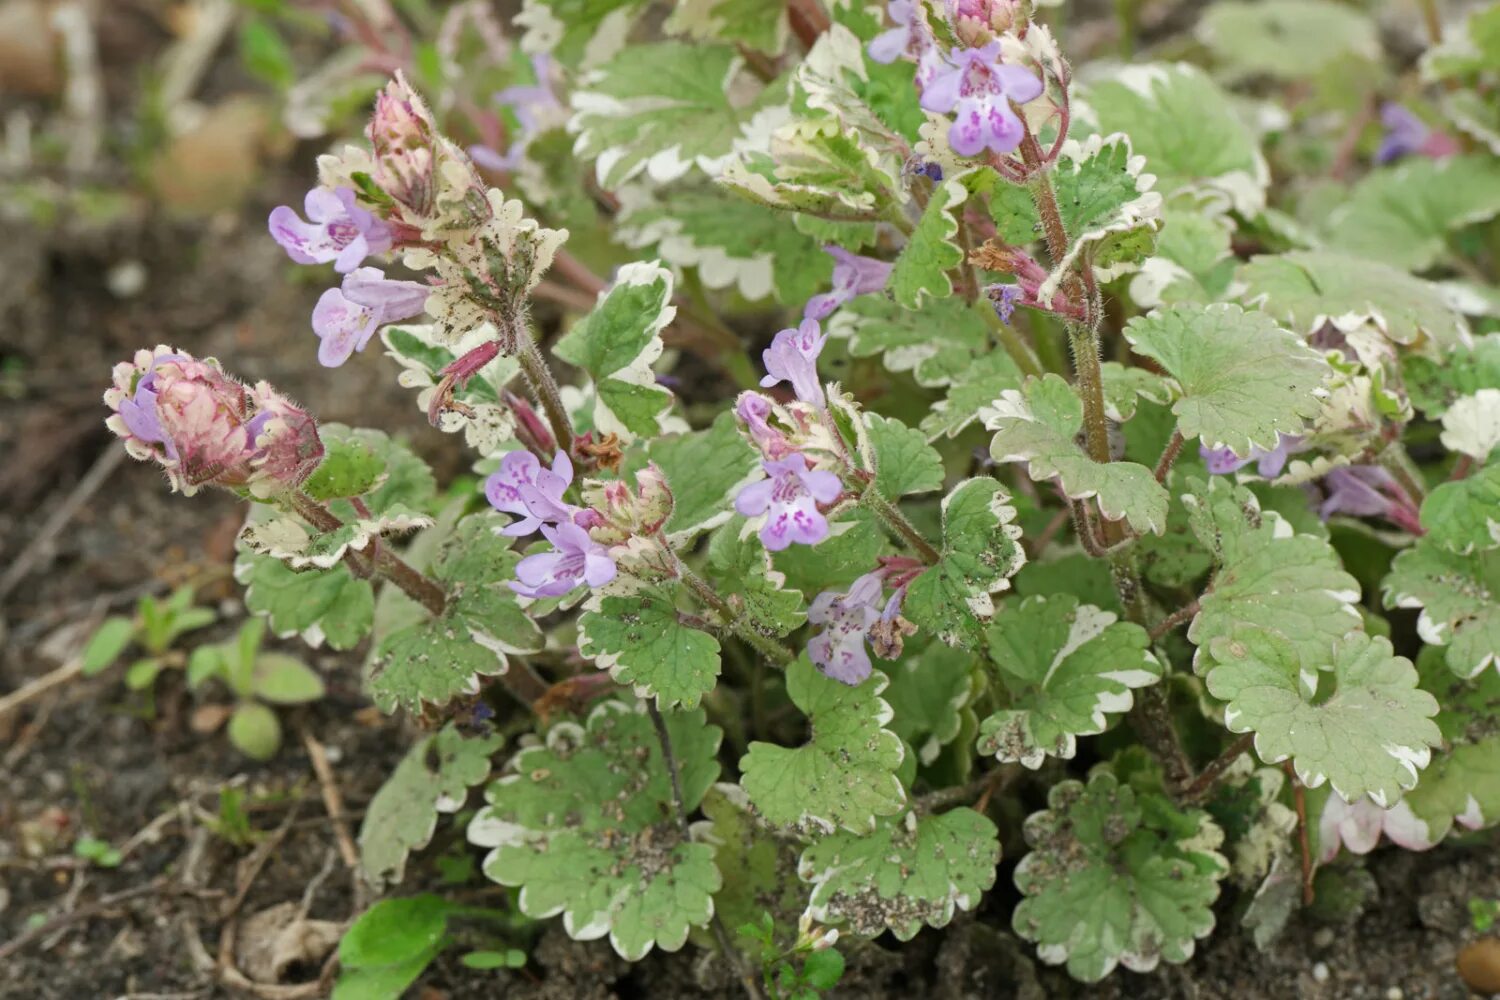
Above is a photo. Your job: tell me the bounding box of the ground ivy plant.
[106,0,1500,990]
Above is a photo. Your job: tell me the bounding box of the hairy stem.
[1179,732,1255,803]
[1148,598,1200,643]
[1287,762,1316,906]
[860,485,942,565]
[648,702,762,1000]
[679,563,796,667]
[514,320,574,458]
[1154,430,1185,485]
[290,492,447,616]
[1378,440,1428,505]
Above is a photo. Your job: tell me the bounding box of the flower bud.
[580,463,674,545]
[105,347,323,497]
[368,72,440,219]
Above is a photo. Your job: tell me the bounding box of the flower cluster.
[105,347,322,497]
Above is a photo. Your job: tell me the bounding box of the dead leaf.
[236,901,345,984]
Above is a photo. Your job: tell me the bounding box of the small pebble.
[105,260,147,299]
[1385,988,1403,1000]
[1458,938,1500,994]
[1313,928,1335,950]
[1312,962,1330,983]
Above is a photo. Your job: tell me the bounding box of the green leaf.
[1204,629,1441,805]
[665,0,788,53]
[867,413,943,499]
[801,948,845,990]
[1035,133,1163,299]
[82,617,135,675]
[369,513,543,713]
[571,42,776,187]
[1183,477,1362,673]
[616,183,831,304]
[234,555,375,651]
[636,411,759,542]
[976,596,1162,769]
[1403,334,1500,418]
[740,656,905,833]
[987,375,1169,535]
[771,510,889,595]
[700,784,805,944]
[1384,540,1500,679]
[923,353,1029,439]
[1321,156,1500,273]
[706,518,807,638]
[239,17,296,90]
[1084,63,1268,215]
[228,702,282,761]
[381,324,522,457]
[1240,251,1470,352]
[1128,201,1238,308]
[889,176,965,308]
[303,431,388,501]
[360,725,503,889]
[515,0,648,69]
[1197,0,1378,81]
[1013,770,1228,983]
[1418,464,1500,555]
[828,293,998,388]
[579,586,722,709]
[340,894,451,969]
[252,653,325,705]
[883,639,977,766]
[1441,390,1500,461]
[1122,303,1329,455]
[903,479,1027,649]
[552,261,677,441]
[323,424,437,515]
[125,658,163,691]
[799,807,999,941]
[469,703,723,960]
[1401,649,1500,845]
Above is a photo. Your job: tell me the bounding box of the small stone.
[1312,927,1335,949]
[1384,988,1403,1000]
[0,1,62,96]
[1312,962,1330,983]
[1458,938,1500,995]
[105,260,147,299]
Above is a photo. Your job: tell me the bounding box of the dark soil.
[2,5,1496,999]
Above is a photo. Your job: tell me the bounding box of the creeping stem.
[513,318,575,458]
[677,560,796,667]
[860,484,942,565]
[290,491,447,616]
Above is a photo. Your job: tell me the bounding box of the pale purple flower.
[1200,435,1302,478]
[735,391,791,459]
[804,248,894,321]
[311,267,428,368]
[807,572,884,684]
[761,319,828,407]
[510,521,617,598]
[1318,795,1438,861]
[1318,466,1422,534]
[482,55,561,171]
[869,0,920,63]
[1376,102,1459,164]
[735,452,842,551]
[920,42,1044,157]
[987,282,1022,324]
[269,187,393,273]
[485,450,578,537]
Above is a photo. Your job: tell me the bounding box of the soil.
[2,3,1496,999]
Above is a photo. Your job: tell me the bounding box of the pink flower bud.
[367,72,440,218]
[105,347,322,497]
[580,463,675,545]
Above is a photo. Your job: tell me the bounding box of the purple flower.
[1375,102,1459,164]
[869,0,921,63]
[987,282,1022,324]
[761,318,828,407]
[1318,466,1422,534]
[920,42,1044,157]
[311,267,428,368]
[804,248,894,321]
[735,452,842,551]
[807,572,884,684]
[510,521,617,599]
[484,450,578,537]
[1200,435,1302,478]
[735,391,791,459]
[1319,795,1438,860]
[269,187,393,273]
